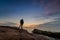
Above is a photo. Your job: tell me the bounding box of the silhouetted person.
[19,19,24,29]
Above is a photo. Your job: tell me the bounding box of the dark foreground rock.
[32,29,60,39]
[0,26,54,40]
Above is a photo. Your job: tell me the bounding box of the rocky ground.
[0,26,55,40]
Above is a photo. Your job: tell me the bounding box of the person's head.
[20,19,23,22]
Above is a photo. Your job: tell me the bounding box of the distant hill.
[0,26,55,40]
[32,29,60,39]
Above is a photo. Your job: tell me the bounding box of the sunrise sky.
[0,0,60,31]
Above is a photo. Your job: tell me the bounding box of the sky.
[0,0,60,32]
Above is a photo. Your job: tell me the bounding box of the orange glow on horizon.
[16,23,39,28]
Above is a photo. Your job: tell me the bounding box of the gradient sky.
[0,0,60,28]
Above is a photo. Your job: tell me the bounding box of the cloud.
[33,0,60,25]
[35,18,60,32]
[0,22,17,26]
[25,18,60,32]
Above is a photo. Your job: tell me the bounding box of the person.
[19,19,24,29]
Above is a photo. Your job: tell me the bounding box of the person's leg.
[21,25,23,29]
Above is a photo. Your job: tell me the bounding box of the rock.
[0,26,53,40]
